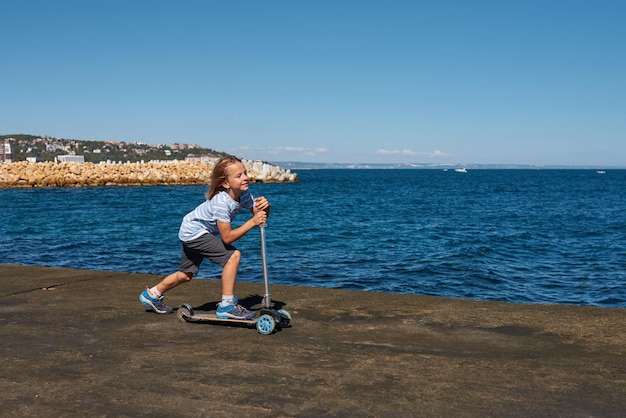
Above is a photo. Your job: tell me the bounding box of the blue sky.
[2,1,625,166]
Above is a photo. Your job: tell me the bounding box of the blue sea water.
[1,169,625,308]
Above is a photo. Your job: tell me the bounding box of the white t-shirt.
[178,190,254,242]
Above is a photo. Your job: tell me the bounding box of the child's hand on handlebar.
[252,210,268,226]
[254,196,270,212]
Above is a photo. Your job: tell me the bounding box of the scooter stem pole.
[260,224,271,308]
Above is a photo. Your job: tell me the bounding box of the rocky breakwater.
[0,160,298,188]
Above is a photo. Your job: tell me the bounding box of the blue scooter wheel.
[256,314,276,335]
[277,309,291,327]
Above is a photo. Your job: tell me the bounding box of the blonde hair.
[206,156,243,200]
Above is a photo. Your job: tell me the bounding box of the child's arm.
[217,210,267,245]
[217,196,270,245]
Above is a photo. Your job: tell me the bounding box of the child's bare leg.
[221,250,241,296]
[140,271,191,314]
[156,271,193,293]
[216,250,253,319]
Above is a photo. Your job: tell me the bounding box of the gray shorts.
[179,233,237,275]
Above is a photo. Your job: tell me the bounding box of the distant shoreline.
[273,162,624,170]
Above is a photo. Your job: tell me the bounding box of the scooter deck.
[181,312,256,325]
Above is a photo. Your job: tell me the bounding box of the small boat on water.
[454,168,467,173]
[597,170,606,174]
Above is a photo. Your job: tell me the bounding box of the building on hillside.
[2,139,13,163]
[172,143,200,150]
[46,143,64,152]
[57,155,85,163]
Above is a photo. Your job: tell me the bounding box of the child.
[139,156,270,319]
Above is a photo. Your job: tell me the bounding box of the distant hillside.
[1,134,228,163]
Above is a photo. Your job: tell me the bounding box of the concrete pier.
[1,264,624,417]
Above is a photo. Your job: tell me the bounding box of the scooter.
[177,225,291,335]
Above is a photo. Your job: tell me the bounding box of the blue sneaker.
[139,289,173,314]
[216,301,255,320]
